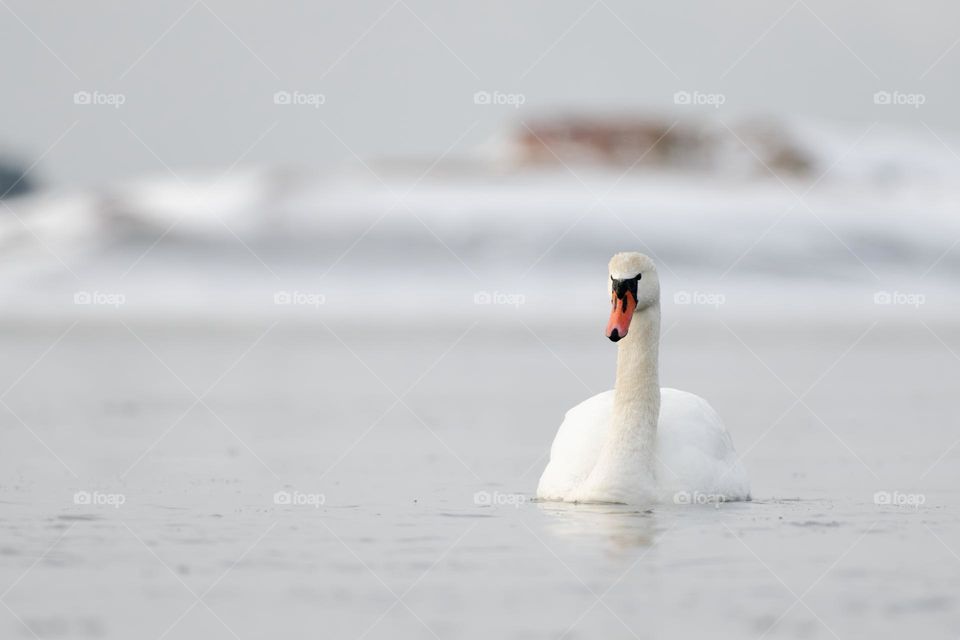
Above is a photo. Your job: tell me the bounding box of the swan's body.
[538,388,750,503]
[536,252,750,505]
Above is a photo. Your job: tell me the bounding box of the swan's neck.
[611,302,661,451]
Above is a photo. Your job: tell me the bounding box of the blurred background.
[2,0,960,318]
[2,2,959,639]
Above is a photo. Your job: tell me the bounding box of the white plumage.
[536,252,750,505]
[537,388,750,503]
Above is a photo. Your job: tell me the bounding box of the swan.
[537,252,750,505]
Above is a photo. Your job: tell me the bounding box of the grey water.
[1,318,957,639]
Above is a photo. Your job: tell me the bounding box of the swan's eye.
[611,275,642,300]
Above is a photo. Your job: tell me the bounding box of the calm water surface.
[0,319,957,638]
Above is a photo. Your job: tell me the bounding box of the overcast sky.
[2,0,958,187]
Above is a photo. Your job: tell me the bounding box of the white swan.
[537,252,750,505]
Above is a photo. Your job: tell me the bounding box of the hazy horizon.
[3,0,960,188]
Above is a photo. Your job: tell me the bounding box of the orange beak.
[606,291,637,342]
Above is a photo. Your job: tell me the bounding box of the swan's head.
[606,252,659,342]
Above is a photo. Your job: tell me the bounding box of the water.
[1,317,957,638]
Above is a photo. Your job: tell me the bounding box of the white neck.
[612,301,661,450]
[588,301,661,497]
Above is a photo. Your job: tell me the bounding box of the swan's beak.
[606,291,636,342]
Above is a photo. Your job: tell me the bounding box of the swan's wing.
[536,390,614,501]
[657,388,751,500]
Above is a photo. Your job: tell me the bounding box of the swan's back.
[657,388,751,501]
[537,390,614,501]
[536,388,750,502]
